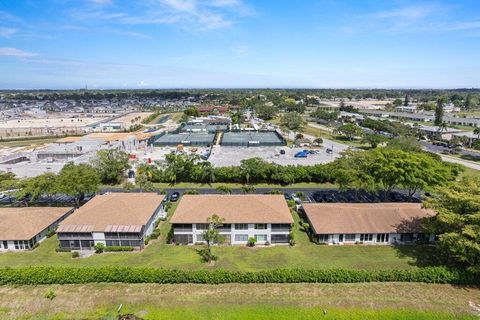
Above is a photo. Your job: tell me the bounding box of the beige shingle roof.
[58,193,164,233]
[303,203,435,234]
[170,195,293,224]
[0,207,73,240]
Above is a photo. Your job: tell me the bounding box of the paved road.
[420,141,480,170]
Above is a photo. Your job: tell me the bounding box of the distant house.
[0,207,74,251]
[295,138,311,147]
[170,195,293,245]
[57,193,165,250]
[302,203,435,245]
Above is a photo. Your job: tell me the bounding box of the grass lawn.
[460,166,480,179]
[304,123,367,148]
[0,282,478,319]
[0,136,63,148]
[0,205,438,270]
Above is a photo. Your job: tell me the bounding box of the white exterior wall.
[317,233,433,245]
[0,210,73,252]
[92,232,106,246]
[175,223,290,245]
[144,204,165,237]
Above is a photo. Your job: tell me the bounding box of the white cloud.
[71,0,251,31]
[90,0,113,5]
[122,31,152,39]
[0,47,37,58]
[0,27,17,38]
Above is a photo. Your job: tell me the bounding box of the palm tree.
[201,162,215,184]
[474,127,480,139]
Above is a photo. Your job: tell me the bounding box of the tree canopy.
[424,177,480,272]
[93,149,130,185]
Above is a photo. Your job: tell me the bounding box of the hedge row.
[0,266,478,285]
[104,246,134,252]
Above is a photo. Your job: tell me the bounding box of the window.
[173,234,193,244]
[196,224,209,230]
[217,224,231,231]
[344,234,356,242]
[360,234,373,242]
[271,234,289,243]
[271,224,290,231]
[318,234,330,242]
[400,233,414,242]
[234,234,248,242]
[254,224,267,230]
[255,234,267,242]
[173,224,193,232]
[376,233,389,243]
[235,224,248,230]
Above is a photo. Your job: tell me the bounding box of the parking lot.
[208,143,346,167]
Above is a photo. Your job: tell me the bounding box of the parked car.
[326,148,333,154]
[283,193,292,200]
[279,149,286,155]
[294,150,308,158]
[170,192,180,202]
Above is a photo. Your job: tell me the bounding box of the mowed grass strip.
[0,206,438,270]
[0,283,478,319]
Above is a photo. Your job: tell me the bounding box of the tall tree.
[334,123,362,141]
[279,112,305,135]
[93,149,130,185]
[423,177,480,272]
[15,173,58,206]
[56,163,100,207]
[434,97,445,126]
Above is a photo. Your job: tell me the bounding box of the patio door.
[339,234,344,242]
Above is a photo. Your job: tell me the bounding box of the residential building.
[57,193,165,250]
[0,207,74,251]
[170,195,293,245]
[302,203,435,245]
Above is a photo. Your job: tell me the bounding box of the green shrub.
[0,266,477,285]
[150,229,161,240]
[247,237,257,247]
[196,247,218,263]
[46,229,56,238]
[44,289,56,300]
[184,189,199,195]
[104,246,134,252]
[71,252,80,258]
[94,243,105,254]
[289,232,296,247]
[55,246,70,253]
[286,199,296,208]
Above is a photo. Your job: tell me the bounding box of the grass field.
[0,205,437,270]
[0,136,63,147]
[0,282,478,319]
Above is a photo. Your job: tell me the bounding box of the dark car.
[283,193,292,200]
[279,149,286,155]
[170,192,180,202]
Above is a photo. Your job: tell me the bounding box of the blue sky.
[1,0,480,89]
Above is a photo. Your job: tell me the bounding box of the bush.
[289,232,296,247]
[55,246,71,253]
[104,246,134,252]
[196,247,218,263]
[0,266,477,285]
[71,252,80,258]
[94,243,105,254]
[247,237,257,247]
[184,189,199,195]
[44,289,56,300]
[46,229,56,238]
[150,229,161,240]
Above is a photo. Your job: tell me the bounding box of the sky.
[0,0,480,89]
